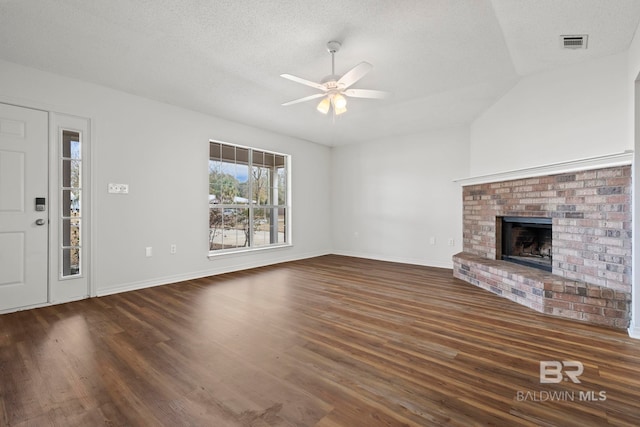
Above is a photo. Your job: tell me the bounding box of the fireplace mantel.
[454,151,633,187]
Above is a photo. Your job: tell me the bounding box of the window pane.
[62,131,81,159]
[209,207,251,249]
[235,147,249,164]
[209,207,224,250]
[62,160,81,188]
[252,207,286,247]
[264,152,274,168]
[62,218,81,247]
[62,159,71,187]
[252,166,270,205]
[253,207,271,247]
[277,167,287,205]
[62,190,81,217]
[219,161,235,176]
[209,160,238,204]
[222,144,235,162]
[210,141,222,159]
[234,163,249,202]
[63,248,80,277]
[225,208,250,248]
[253,150,264,166]
[277,208,286,244]
[70,140,81,159]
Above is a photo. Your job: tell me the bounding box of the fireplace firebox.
[499,217,552,272]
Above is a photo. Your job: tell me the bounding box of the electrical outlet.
[108,183,129,194]
[448,238,455,247]
[429,237,436,245]
[170,244,177,254]
[145,247,152,257]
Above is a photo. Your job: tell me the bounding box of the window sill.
[208,243,292,259]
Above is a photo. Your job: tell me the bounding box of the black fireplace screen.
[499,217,552,272]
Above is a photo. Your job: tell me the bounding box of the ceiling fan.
[281,41,389,115]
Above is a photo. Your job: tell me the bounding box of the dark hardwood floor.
[1,255,640,426]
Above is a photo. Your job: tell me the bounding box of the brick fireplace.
[453,165,632,329]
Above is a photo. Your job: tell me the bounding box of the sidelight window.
[60,130,82,277]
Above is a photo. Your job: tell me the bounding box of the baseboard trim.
[331,250,454,270]
[96,249,330,297]
[97,250,452,297]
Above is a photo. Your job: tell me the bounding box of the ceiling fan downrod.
[327,41,341,76]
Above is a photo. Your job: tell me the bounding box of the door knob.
[35,219,46,226]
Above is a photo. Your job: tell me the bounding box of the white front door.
[0,103,48,311]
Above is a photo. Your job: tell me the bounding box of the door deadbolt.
[35,197,46,212]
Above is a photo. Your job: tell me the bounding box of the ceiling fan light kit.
[316,97,331,114]
[281,41,388,116]
[333,93,347,109]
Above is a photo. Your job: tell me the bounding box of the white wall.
[470,53,629,176]
[330,127,469,268]
[0,59,332,296]
[627,24,640,339]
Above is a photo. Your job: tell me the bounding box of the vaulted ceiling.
[1,0,639,146]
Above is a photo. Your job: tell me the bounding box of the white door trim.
[49,112,92,304]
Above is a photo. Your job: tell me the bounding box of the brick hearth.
[453,165,632,329]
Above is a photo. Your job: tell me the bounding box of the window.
[61,130,82,277]
[209,141,289,254]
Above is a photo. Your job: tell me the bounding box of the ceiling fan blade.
[280,74,327,91]
[344,89,390,99]
[337,62,373,89]
[282,93,326,106]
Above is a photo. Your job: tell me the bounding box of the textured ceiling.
[1,0,639,146]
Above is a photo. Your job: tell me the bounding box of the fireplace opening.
[498,217,552,272]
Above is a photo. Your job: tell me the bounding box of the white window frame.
[208,140,291,256]
[59,129,82,279]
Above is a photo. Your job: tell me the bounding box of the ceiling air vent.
[560,35,588,49]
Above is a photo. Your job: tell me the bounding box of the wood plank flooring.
[1,254,640,426]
